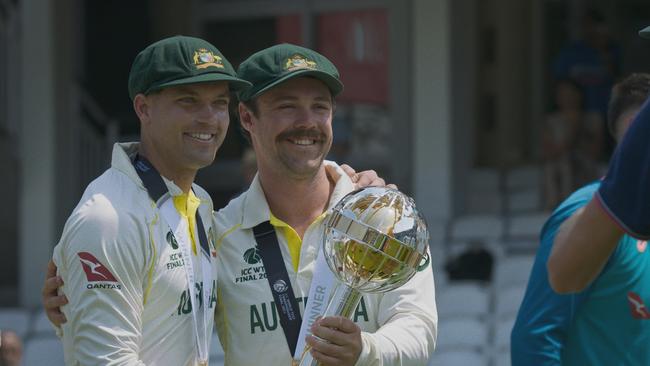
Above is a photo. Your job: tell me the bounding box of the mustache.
[277,129,326,141]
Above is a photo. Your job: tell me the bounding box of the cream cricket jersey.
[213,162,438,366]
[53,142,218,366]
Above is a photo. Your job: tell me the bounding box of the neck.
[138,142,196,193]
[258,165,333,238]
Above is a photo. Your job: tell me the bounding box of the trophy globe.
[298,186,430,366]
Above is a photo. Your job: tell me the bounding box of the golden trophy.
[298,187,430,366]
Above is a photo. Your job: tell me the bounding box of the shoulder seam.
[215,224,242,254]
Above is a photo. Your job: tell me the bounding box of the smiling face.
[240,77,333,180]
[135,81,230,180]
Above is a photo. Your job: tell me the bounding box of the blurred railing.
[0,0,20,307]
[0,0,20,143]
[77,85,120,190]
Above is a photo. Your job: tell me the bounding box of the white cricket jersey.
[213,162,438,366]
[53,142,218,366]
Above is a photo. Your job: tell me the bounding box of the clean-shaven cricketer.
[50,35,250,365]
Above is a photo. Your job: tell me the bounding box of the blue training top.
[511,181,650,365]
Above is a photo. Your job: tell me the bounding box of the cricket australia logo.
[285,54,317,71]
[193,48,224,69]
[243,247,262,264]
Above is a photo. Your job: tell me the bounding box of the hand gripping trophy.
[298,186,430,366]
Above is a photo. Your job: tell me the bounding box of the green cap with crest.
[128,35,251,100]
[236,43,343,102]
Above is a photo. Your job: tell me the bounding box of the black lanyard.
[253,221,303,356]
[132,155,210,256]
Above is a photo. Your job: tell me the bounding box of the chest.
[145,216,218,318]
[216,227,380,338]
[580,238,650,321]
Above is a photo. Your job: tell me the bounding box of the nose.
[292,106,320,129]
[196,103,224,125]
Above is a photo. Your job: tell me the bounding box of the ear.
[133,94,152,126]
[238,102,254,134]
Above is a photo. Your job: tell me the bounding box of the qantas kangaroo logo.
[627,292,650,319]
[78,252,118,282]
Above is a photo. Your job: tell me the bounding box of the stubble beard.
[277,140,332,181]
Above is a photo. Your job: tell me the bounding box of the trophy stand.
[298,282,361,366]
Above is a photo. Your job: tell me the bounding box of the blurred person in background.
[552,8,621,120]
[547,25,650,305]
[542,78,604,209]
[0,330,22,366]
[513,73,650,365]
[552,8,621,159]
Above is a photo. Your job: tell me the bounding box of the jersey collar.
[240,160,356,230]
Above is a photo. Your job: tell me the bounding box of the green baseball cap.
[237,43,343,102]
[641,25,650,39]
[128,35,251,100]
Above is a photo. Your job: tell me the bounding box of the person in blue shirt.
[552,9,621,120]
[548,26,650,296]
[511,72,650,365]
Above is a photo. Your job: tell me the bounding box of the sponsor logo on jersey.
[78,252,117,282]
[627,291,650,319]
[248,296,369,334]
[637,240,647,253]
[77,252,122,290]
